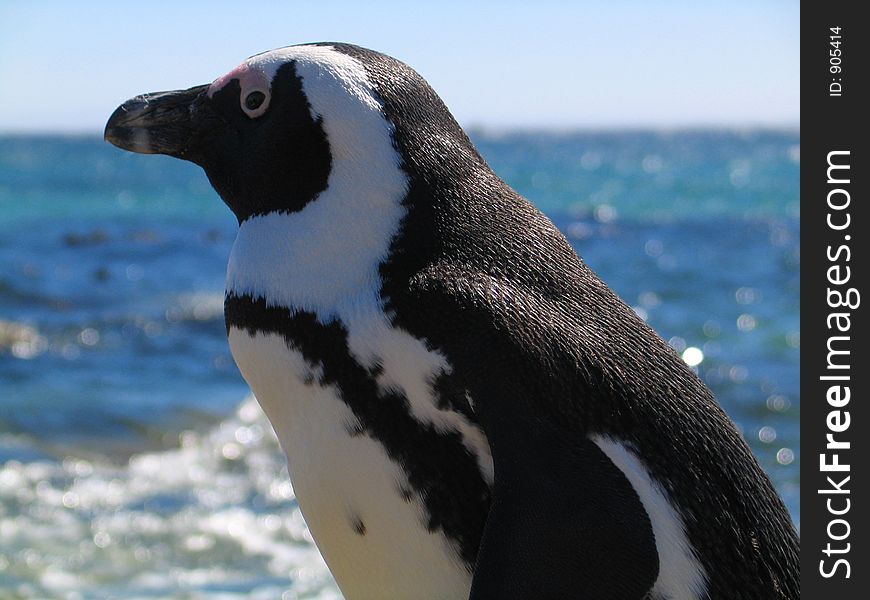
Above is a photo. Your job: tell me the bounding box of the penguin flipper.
[470,430,659,600]
[405,271,659,599]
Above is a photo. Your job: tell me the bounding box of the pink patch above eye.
[208,63,270,98]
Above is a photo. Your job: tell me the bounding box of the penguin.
[105,43,799,600]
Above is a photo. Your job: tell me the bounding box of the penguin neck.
[225,167,409,320]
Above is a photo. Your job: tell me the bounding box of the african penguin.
[105,43,799,600]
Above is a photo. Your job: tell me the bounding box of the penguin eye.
[245,91,265,110]
[241,89,270,117]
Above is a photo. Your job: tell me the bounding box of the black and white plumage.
[105,43,799,600]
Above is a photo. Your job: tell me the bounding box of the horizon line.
[0,122,801,138]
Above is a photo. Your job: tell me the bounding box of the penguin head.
[105,44,461,224]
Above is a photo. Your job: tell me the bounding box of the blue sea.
[0,130,799,598]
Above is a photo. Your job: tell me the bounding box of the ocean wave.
[0,397,341,599]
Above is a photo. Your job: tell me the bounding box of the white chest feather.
[228,329,476,600]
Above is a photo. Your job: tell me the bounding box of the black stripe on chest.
[225,292,490,567]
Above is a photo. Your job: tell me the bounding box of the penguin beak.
[104,84,214,160]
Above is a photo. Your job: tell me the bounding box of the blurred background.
[1,1,798,598]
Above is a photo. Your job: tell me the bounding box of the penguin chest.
[227,317,492,600]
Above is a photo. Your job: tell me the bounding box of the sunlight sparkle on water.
[681,346,704,367]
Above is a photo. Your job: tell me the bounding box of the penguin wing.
[406,269,660,599]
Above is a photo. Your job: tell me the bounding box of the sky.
[0,1,798,133]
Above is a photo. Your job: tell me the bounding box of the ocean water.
[0,130,799,598]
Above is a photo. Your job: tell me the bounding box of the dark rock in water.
[63,230,110,247]
[93,267,111,282]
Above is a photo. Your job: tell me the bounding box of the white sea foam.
[0,397,341,599]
